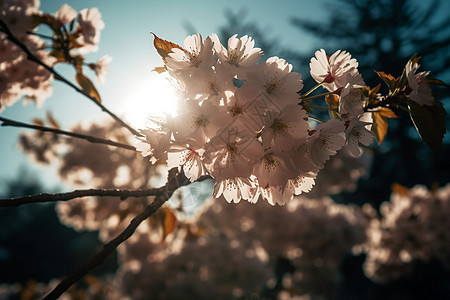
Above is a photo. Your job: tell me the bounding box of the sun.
[123,73,180,129]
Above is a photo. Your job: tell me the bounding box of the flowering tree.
[0,1,449,299]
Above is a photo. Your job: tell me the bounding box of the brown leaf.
[46,111,60,129]
[391,183,410,197]
[152,66,167,74]
[151,33,182,59]
[162,207,177,241]
[325,94,340,119]
[76,72,102,103]
[427,78,449,87]
[32,118,44,127]
[408,99,447,153]
[378,107,397,118]
[375,71,398,92]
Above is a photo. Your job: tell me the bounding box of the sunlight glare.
[123,73,180,129]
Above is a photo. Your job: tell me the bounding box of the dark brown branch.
[41,168,195,300]
[0,116,137,152]
[0,187,162,207]
[0,18,142,137]
[42,194,167,300]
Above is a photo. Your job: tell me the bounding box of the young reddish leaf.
[162,207,177,241]
[408,99,447,153]
[391,183,410,197]
[46,111,60,129]
[151,33,182,59]
[76,72,102,103]
[371,108,396,145]
[375,71,398,92]
[152,66,167,74]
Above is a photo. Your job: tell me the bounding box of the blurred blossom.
[364,184,450,282]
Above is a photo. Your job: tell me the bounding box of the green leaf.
[76,72,102,103]
[408,100,447,153]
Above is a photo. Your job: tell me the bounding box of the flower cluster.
[364,184,450,282]
[0,1,109,111]
[137,34,379,205]
[0,0,53,111]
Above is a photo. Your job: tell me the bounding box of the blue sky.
[0,0,325,192]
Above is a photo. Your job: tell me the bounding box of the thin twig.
[306,105,337,111]
[0,18,142,137]
[42,194,167,300]
[41,168,205,300]
[0,188,162,207]
[0,116,137,152]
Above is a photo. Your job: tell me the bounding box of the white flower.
[260,103,309,148]
[310,49,364,92]
[166,33,215,70]
[213,177,257,203]
[173,100,223,144]
[90,55,112,85]
[211,33,263,67]
[252,149,298,190]
[76,7,105,53]
[308,119,346,169]
[167,142,206,182]
[238,56,303,114]
[136,114,175,161]
[203,126,261,181]
[345,116,374,158]
[339,81,365,119]
[54,4,77,24]
[405,59,434,106]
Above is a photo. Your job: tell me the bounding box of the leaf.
[391,183,410,197]
[162,207,177,241]
[32,118,44,127]
[31,13,60,31]
[375,71,398,92]
[325,94,340,119]
[151,33,182,59]
[152,66,167,74]
[408,99,447,153]
[427,78,449,87]
[76,72,102,103]
[46,111,60,129]
[371,108,397,145]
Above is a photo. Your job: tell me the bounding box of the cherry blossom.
[310,49,364,92]
[211,33,263,68]
[166,33,215,70]
[405,58,434,106]
[76,7,105,53]
[54,3,77,25]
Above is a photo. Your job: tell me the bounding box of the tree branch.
[0,18,142,137]
[0,116,137,152]
[41,168,195,299]
[0,187,162,207]
[42,193,167,300]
